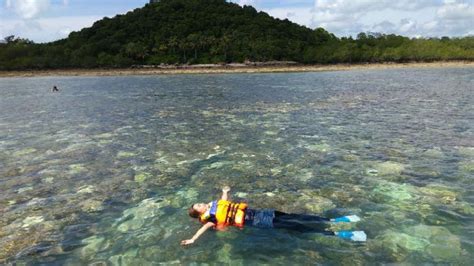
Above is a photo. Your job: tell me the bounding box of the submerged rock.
[371,181,416,204]
[374,224,462,262]
[459,160,474,173]
[305,142,331,153]
[366,169,379,176]
[374,230,429,262]
[116,198,168,232]
[117,151,136,158]
[16,186,33,194]
[22,216,44,228]
[134,172,152,183]
[77,185,95,194]
[68,164,87,174]
[41,177,54,184]
[457,146,474,158]
[423,147,444,158]
[373,161,406,176]
[295,168,313,182]
[205,161,232,170]
[418,183,457,204]
[80,199,104,213]
[406,225,462,261]
[13,148,37,157]
[108,248,139,266]
[80,235,109,259]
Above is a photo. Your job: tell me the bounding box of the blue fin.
[336,230,367,242]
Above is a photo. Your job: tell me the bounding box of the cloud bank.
[232,0,474,37]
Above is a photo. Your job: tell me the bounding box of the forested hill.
[1,0,473,70]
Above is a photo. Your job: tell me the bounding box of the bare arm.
[181,222,215,246]
[221,185,231,201]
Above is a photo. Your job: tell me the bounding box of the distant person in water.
[52,85,59,92]
[181,186,366,246]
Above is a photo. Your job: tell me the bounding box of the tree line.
[0,0,473,70]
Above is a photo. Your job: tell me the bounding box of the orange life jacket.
[200,200,248,228]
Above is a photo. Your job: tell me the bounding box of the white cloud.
[399,18,417,33]
[315,0,438,14]
[1,15,102,42]
[261,7,315,28]
[236,0,257,7]
[371,21,396,33]
[437,0,474,20]
[6,0,50,19]
[310,0,473,37]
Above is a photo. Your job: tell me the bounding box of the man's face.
[193,203,208,214]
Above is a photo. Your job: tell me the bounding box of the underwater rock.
[134,172,152,183]
[16,186,33,194]
[108,248,139,266]
[459,160,474,173]
[370,181,417,205]
[68,164,87,174]
[232,161,255,172]
[13,148,37,157]
[77,185,95,194]
[264,130,278,136]
[373,161,406,176]
[116,198,168,232]
[374,230,429,262]
[22,216,44,228]
[80,235,109,259]
[235,192,248,198]
[80,199,104,213]
[117,151,136,158]
[172,188,199,207]
[215,243,233,264]
[374,224,462,262]
[418,183,457,204]
[295,168,313,182]
[3,167,22,177]
[41,177,54,184]
[342,154,359,162]
[423,147,444,158]
[406,224,462,261]
[366,169,379,176]
[457,146,474,158]
[305,142,331,153]
[270,167,283,176]
[205,161,232,170]
[453,201,474,215]
[408,167,440,178]
[95,133,114,139]
[297,190,335,213]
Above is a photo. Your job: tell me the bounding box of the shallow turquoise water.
[0,68,473,264]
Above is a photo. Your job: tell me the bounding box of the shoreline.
[0,61,473,78]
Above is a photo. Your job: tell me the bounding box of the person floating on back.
[181,186,366,246]
[52,85,59,92]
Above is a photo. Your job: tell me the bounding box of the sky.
[0,0,473,43]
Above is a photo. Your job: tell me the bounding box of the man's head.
[188,203,207,218]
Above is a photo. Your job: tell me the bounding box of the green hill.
[0,0,473,70]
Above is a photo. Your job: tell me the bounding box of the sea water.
[0,68,473,264]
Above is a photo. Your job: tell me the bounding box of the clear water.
[0,68,473,265]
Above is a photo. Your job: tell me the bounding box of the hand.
[181,239,195,246]
[222,186,231,193]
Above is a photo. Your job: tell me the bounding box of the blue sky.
[1,0,473,43]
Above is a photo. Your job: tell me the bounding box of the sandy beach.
[0,61,472,78]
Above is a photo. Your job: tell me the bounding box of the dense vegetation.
[1,0,473,70]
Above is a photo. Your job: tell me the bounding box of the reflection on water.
[0,68,473,264]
